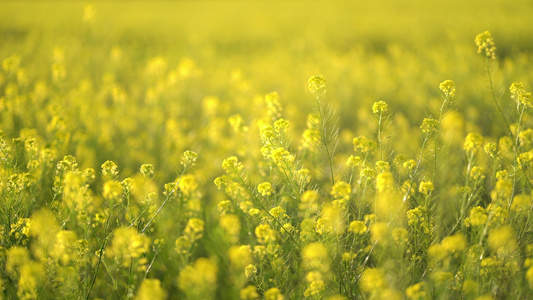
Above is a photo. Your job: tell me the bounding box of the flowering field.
[1,1,533,299]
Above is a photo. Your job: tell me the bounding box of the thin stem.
[486,58,511,136]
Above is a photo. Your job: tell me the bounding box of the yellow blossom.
[135,279,167,300]
[475,31,496,59]
[439,80,456,98]
[372,100,388,114]
[255,223,276,244]
[349,220,367,235]
[240,285,259,300]
[464,133,484,154]
[264,287,284,300]
[308,75,326,94]
[258,182,273,196]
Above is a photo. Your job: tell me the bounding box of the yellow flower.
[331,180,351,200]
[346,155,361,167]
[441,233,467,254]
[219,214,240,243]
[372,100,388,114]
[420,118,439,134]
[6,247,30,276]
[308,75,326,94]
[106,227,150,266]
[510,82,533,107]
[418,181,434,195]
[265,92,282,117]
[488,226,517,255]
[175,236,191,254]
[17,262,46,300]
[439,80,456,98]
[222,156,243,173]
[370,222,388,243]
[270,206,286,218]
[484,142,498,157]
[52,230,78,265]
[376,171,394,193]
[255,223,276,244]
[470,166,485,181]
[392,228,408,245]
[240,285,259,300]
[264,287,284,300]
[182,150,198,167]
[258,182,273,196]
[178,174,198,196]
[316,204,344,235]
[465,206,488,227]
[244,264,257,279]
[511,194,531,213]
[135,279,167,300]
[406,282,426,300]
[228,245,253,271]
[103,180,122,200]
[475,31,496,59]
[184,218,205,242]
[348,220,367,235]
[101,160,119,179]
[140,164,154,179]
[359,268,386,293]
[270,147,295,166]
[302,242,330,271]
[464,133,484,154]
[304,280,325,297]
[178,258,218,299]
[353,136,376,153]
[527,267,533,289]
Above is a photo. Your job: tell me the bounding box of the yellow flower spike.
[255,223,276,244]
[510,82,533,108]
[140,164,154,179]
[308,75,326,95]
[418,181,434,195]
[330,180,351,201]
[257,182,273,196]
[420,118,439,134]
[465,206,488,227]
[439,80,456,98]
[464,133,484,154]
[184,218,205,243]
[372,100,388,114]
[348,220,367,235]
[222,156,243,173]
[244,264,257,279]
[475,30,497,59]
[101,160,119,180]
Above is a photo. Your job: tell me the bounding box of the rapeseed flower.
[135,279,167,300]
[258,182,273,196]
[475,31,496,59]
[308,75,326,94]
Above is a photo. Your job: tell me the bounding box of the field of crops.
[1,1,533,299]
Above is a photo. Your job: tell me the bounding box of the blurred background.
[1,0,532,179]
